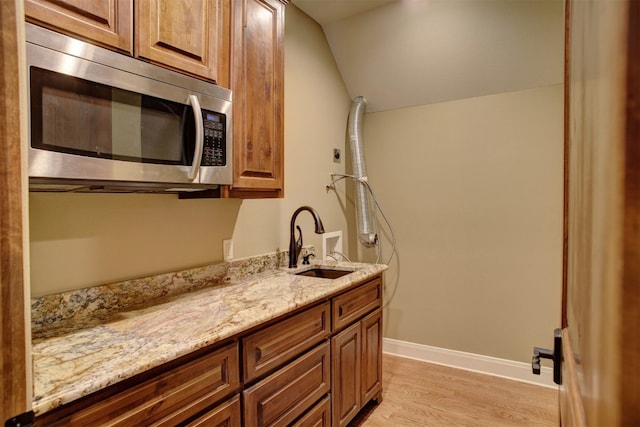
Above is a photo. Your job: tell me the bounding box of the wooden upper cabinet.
[135,0,230,85]
[226,0,285,197]
[24,0,133,54]
[25,0,230,84]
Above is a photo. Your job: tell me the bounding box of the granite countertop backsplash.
[31,249,387,416]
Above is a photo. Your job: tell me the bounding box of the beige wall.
[323,0,564,111]
[362,84,564,362]
[29,6,352,297]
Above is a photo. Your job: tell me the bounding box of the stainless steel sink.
[294,268,353,279]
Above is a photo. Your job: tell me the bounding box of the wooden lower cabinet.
[243,342,331,426]
[331,323,362,427]
[241,277,382,427]
[243,302,330,382]
[332,278,382,332]
[331,308,383,427]
[361,309,383,405]
[291,395,331,427]
[36,343,240,426]
[184,394,241,427]
[34,276,383,427]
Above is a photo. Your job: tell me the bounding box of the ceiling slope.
[293,0,564,112]
[293,0,396,25]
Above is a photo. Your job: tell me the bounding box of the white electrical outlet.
[223,239,233,261]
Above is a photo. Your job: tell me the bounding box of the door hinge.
[532,327,562,385]
[4,410,34,427]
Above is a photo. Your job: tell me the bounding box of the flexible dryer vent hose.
[348,96,377,247]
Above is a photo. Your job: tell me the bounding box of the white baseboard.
[383,338,557,389]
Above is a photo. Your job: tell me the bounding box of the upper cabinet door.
[25,0,133,54]
[135,0,230,85]
[227,0,285,196]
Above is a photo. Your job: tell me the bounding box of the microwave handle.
[188,94,204,181]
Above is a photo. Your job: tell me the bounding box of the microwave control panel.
[202,111,226,166]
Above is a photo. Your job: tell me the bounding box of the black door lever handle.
[532,347,553,374]
[532,328,562,385]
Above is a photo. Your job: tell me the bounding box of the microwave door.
[27,50,199,185]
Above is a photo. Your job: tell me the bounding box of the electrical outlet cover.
[223,239,233,261]
[322,231,343,262]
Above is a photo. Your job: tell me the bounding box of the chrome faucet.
[289,206,325,268]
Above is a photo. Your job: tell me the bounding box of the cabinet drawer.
[60,343,240,426]
[291,395,331,427]
[243,302,330,382]
[183,394,241,427]
[332,278,382,332]
[243,342,331,426]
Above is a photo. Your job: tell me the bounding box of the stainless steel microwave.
[26,23,232,193]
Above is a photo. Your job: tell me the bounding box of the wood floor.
[351,354,559,426]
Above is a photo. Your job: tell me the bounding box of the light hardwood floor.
[351,354,559,426]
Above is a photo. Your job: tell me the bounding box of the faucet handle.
[302,253,315,265]
[295,225,303,250]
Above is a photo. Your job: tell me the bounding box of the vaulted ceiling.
[293,0,396,25]
[291,0,564,113]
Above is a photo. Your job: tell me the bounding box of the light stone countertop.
[31,262,387,416]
